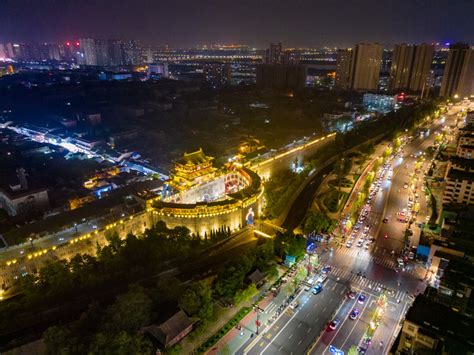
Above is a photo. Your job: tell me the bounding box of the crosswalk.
[333,245,426,279]
[333,245,397,269]
[313,265,413,303]
[264,302,279,314]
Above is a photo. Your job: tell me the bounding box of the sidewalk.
[207,293,276,355]
[205,264,305,354]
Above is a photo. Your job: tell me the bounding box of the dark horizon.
[0,0,473,48]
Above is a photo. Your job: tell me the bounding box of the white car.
[290,300,300,309]
[356,239,364,247]
[346,241,353,248]
[317,274,328,283]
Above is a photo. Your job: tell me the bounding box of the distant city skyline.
[1,0,473,48]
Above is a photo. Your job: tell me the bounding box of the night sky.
[0,0,473,47]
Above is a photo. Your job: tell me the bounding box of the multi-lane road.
[238,103,468,355]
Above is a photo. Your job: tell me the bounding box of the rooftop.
[459,124,474,133]
[2,179,163,244]
[406,296,474,352]
[143,310,196,347]
[447,167,474,181]
[450,156,474,169]
[177,148,213,166]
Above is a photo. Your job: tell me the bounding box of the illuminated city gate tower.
[167,148,217,192]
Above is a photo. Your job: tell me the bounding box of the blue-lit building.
[362,93,398,113]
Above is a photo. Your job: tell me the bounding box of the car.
[408,252,415,260]
[322,265,332,274]
[383,218,389,224]
[347,290,357,299]
[358,294,366,304]
[349,308,360,320]
[404,183,409,189]
[364,243,370,250]
[290,300,299,309]
[356,239,364,247]
[312,283,323,294]
[346,241,353,248]
[364,225,370,232]
[328,319,341,331]
[317,274,328,284]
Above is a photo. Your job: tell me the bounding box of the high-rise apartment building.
[0,44,6,60]
[263,43,300,65]
[443,123,474,205]
[440,43,474,98]
[350,43,383,90]
[264,43,282,64]
[95,39,109,66]
[389,44,434,92]
[335,43,383,90]
[122,40,142,65]
[79,38,98,66]
[281,49,301,65]
[335,49,352,89]
[79,38,126,66]
[108,40,123,66]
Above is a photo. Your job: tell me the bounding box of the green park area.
[0,217,309,354]
[321,187,349,213]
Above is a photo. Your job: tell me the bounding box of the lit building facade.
[362,93,397,113]
[389,43,434,92]
[79,38,98,66]
[440,43,474,98]
[335,43,383,91]
[349,43,383,90]
[335,49,352,90]
[443,127,474,205]
[264,42,283,64]
[167,148,217,192]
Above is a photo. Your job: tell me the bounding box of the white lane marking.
[340,293,373,349]
[322,297,360,354]
[259,291,305,354]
